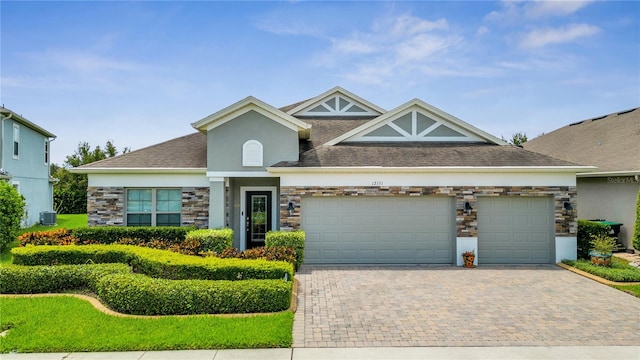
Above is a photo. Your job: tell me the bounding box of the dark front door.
[246,191,272,249]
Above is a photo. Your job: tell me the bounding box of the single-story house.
[73,87,594,265]
[1,107,57,227]
[524,108,640,252]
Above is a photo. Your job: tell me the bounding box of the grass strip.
[0,296,293,353]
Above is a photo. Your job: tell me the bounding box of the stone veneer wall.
[87,186,210,228]
[279,186,577,237]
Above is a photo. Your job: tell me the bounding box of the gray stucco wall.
[577,176,639,250]
[2,119,53,226]
[207,110,299,171]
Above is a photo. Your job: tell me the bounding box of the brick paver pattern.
[293,265,640,347]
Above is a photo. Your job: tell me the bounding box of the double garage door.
[302,197,456,264]
[301,196,555,265]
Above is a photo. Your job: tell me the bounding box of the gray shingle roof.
[274,142,579,168]
[80,132,206,169]
[523,108,640,172]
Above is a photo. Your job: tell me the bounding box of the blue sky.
[1,1,638,165]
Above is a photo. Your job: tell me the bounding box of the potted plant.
[462,250,476,268]
[589,233,616,267]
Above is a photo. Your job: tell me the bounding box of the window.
[44,139,50,165]
[126,189,181,226]
[13,123,19,159]
[242,140,263,167]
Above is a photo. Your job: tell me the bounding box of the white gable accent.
[242,140,263,167]
[191,96,311,139]
[287,86,385,117]
[325,99,507,146]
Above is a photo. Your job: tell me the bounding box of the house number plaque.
[371,180,384,186]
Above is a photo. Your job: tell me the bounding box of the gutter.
[0,112,11,171]
[266,165,598,174]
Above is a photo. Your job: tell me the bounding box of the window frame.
[125,188,182,227]
[13,123,20,159]
[44,139,50,165]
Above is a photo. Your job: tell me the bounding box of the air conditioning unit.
[40,211,57,226]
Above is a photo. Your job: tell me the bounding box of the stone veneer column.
[209,178,225,229]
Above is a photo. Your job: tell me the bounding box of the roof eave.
[577,170,640,178]
[69,167,206,174]
[1,108,56,138]
[267,166,597,174]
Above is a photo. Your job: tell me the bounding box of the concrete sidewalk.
[2,347,639,360]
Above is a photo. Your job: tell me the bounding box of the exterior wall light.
[464,202,473,215]
[288,202,295,215]
[563,202,573,211]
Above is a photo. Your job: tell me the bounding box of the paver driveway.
[293,265,640,347]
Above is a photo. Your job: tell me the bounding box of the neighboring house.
[524,108,640,252]
[0,107,57,227]
[73,87,593,265]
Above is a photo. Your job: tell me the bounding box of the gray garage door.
[477,197,555,264]
[302,197,455,264]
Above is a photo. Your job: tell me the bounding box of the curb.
[556,262,640,286]
[0,278,298,319]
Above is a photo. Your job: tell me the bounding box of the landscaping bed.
[561,257,640,297]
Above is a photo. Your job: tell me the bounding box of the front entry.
[245,191,272,249]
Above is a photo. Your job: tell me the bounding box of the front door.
[245,191,272,249]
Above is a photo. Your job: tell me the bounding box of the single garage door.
[477,197,555,264]
[302,196,455,264]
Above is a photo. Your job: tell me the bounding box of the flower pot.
[462,255,475,268]
[589,251,612,267]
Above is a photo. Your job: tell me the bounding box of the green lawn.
[0,296,293,353]
[1,214,88,264]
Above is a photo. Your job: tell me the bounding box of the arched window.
[242,140,263,167]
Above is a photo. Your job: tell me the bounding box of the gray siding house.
[524,108,640,252]
[1,107,57,226]
[74,87,594,265]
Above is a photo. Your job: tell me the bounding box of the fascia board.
[267,165,598,174]
[324,98,507,146]
[1,109,56,138]
[191,96,310,136]
[69,167,205,174]
[577,170,640,178]
[286,86,386,115]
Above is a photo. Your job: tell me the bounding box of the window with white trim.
[242,140,263,167]
[13,123,20,159]
[126,188,181,226]
[44,139,50,165]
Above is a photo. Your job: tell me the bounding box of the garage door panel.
[302,197,455,264]
[478,197,554,264]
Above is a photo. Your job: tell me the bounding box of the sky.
[1,1,639,166]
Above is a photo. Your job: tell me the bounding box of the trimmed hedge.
[563,259,640,282]
[633,189,640,251]
[218,246,297,269]
[97,274,291,315]
[185,228,233,255]
[577,220,611,260]
[72,226,192,245]
[0,263,131,294]
[266,230,305,270]
[11,244,294,281]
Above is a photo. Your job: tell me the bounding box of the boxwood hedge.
[97,274,291,315]
[11,244,294,281]
[0,263,131,294]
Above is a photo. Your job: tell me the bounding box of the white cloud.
[520,23,600,48]
[386,15,448,36]
[476,26,489,37]
[523,1,592,18]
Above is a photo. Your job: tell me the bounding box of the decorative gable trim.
[191,96,311,139]
[286,86,385,117]
[325,98,507,146]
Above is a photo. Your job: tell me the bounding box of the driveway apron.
[292,265,640,347]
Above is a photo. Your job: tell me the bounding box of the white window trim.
[44,139,50,165]
[125,188,182,227]
[13,123,20,159]
[239,186,277,251]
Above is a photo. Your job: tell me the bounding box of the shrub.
[97,274,291,315]
[633,189,640,251]
[11,244,294,281]
[0,181,25,252]
[562,259,640,282]
[266,230,305,270]
[0,263,131,294]
[18,228,80,247]
[577,220,610,260]
[72,226,192,245]
[218,246,297,269]
[185,228,233,255]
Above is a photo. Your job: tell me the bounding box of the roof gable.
[286,86,385,117]
[1,107,56,138]
[325,98,506,146]
[191,96,311,139]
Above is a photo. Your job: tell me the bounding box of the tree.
[508,132,528,146]
[52,140,129,214]
[0,180,25,251]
